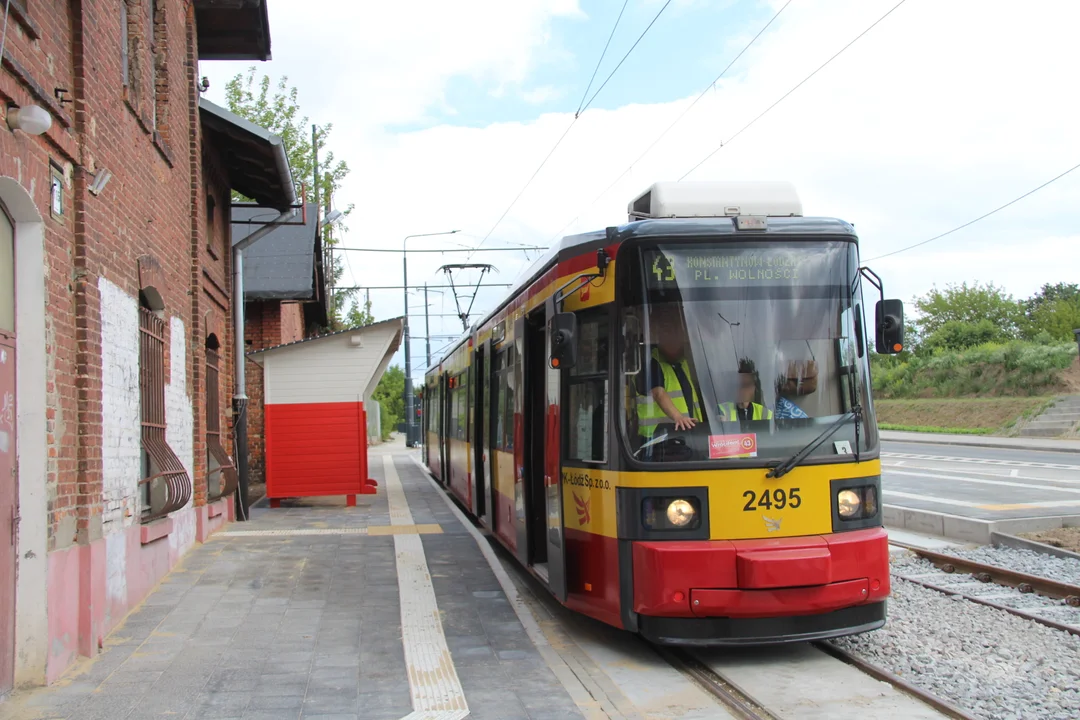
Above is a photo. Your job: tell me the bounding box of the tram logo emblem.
[763,515,782,533]
[574,492,591,526]
[579,283,590,302]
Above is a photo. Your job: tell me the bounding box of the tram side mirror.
[875,299,905,354]
[550,312,577,370]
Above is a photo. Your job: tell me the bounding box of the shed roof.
[247,317,405,362]
[200,98,295,211]
[232,203,321,300]
[194,0,273,61]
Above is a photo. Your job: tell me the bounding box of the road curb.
[880,432,1080,454]
[884,504,1080,545]
[990,531,1080,562]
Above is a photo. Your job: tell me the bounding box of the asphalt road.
[880,440,1080,521]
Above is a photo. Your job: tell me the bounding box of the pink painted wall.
[44,546,80,684]
[45,499,235,684]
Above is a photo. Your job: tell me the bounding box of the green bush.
[870,341,1078,399]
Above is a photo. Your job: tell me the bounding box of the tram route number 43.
[743,488,801,511]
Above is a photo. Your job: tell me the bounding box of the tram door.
[439,374,450,484]
[472,345,486,521]
[522,306,566,600]
[478,339,494,527]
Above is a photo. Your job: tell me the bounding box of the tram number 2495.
[742,488,801,512]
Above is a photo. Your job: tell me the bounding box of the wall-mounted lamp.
[324,209,343,224]
[6,104,52,136]
[88,168,113,196]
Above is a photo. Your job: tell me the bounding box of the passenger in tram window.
[773,347,817,419]
[717,359,773,425]
[636,305,703,438]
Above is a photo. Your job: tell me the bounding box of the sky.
[199,0,1080,381]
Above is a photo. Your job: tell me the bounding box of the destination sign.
[643,248,813,289]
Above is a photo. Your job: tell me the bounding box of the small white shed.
[248,318,404,505]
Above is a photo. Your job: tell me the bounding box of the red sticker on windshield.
[709,433,758,459]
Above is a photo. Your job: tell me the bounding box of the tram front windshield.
[620,239,877,464]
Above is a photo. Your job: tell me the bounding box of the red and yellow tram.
[421,181,905,645]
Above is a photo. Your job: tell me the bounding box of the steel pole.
[424,283,431,367]
[403,251,412,446]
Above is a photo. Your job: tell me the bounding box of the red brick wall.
[244,301,276,486]
[0,0,80,548]
[1,0,236,548]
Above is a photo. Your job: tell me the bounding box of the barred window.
[205,340,237,501]
[139,301,190,521]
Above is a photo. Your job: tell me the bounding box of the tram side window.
[494,345,516,451]
[451,374,468,441]
[494,349,507,451]
[432,384,440,436]
[567,310,609,463]
[457,373,468,441]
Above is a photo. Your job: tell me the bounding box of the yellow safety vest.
[637,349,702,438]
[717,402,773,421]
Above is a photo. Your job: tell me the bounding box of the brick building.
[231,204,328,487]
[0,0,292,690]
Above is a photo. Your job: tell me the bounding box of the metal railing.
[139,307,191,521]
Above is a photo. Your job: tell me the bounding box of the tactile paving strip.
[384,455,469,718]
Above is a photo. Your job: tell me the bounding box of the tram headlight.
[667,499,696,527]
[837,490,861,518]
[833,481,881,525]
[642,496,702,531]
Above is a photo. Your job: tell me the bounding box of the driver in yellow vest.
[636,308,703,439]
[717,360,774,423]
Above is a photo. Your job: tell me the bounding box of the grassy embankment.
[870,342,1079,434]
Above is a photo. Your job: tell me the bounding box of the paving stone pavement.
[0,448,584,720]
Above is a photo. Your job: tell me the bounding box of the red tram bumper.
[632,527,890,646]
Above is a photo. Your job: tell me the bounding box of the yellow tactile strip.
[219,524,443,537]
[384,455,470,718]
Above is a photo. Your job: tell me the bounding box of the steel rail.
[891,543,1080,605]
[813,642,980,720]
[655,647,779,720]
[895,571,1080,637]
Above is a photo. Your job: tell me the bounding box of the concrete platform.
[0,447,584,720]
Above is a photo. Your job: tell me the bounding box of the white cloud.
[204,0,1080,375]
[201,0,585,132]
[522,85,564,104]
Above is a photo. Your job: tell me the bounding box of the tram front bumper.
[631,527,890,645]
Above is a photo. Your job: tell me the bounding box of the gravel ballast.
[832,554,1080,720]
[944,545,1080,586]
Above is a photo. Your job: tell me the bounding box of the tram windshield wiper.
[766,406,862,479]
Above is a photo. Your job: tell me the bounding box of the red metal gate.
[0,206,17,694]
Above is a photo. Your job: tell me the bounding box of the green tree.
[911,281,1023,349]
[224,68,357,330]
[1021,283,1080,341]
[345,296,375,328]
[373,365,405,438]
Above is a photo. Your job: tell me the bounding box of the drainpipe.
[232,208,296,520]
[231,135,298,520]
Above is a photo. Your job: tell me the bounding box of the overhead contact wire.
[680,0,909,180]
[548,0,792,244]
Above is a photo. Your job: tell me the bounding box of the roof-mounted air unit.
[628,181,802,222]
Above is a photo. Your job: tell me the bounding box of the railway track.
[654,647,781,720]
[813,641,979,720]
[892,542,1080,637]
[657,642,978,720]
